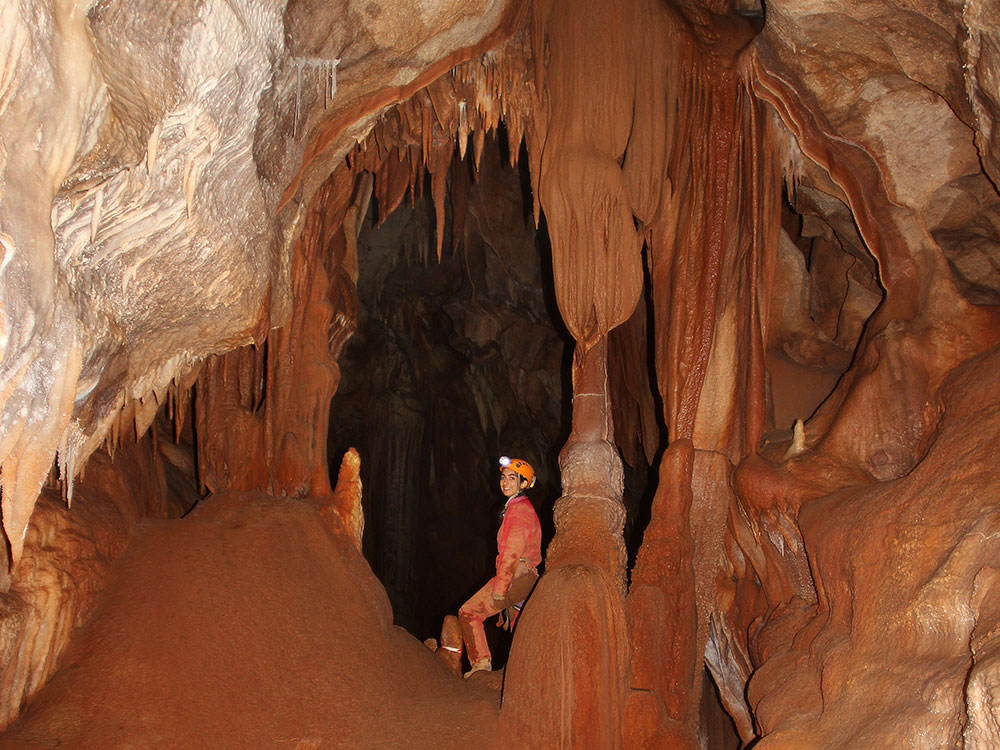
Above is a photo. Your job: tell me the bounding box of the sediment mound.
[0,493,500,749]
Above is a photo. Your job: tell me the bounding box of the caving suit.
[458,493,542,667]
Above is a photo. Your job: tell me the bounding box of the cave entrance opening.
[328,129,573,648]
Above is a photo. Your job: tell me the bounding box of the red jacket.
[491,495,542,598]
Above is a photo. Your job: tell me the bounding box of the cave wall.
[0,427,194,726]
[712,0,1000,745]
[0,0,517,566]
[2,0,1000,746]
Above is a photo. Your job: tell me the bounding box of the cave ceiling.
[0,0,520,562]
[2,0,1000,744]
[2,0,996,565]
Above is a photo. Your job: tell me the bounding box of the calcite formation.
[1,0,1000,746]
[0,0,515,726]
[0,0,515,564]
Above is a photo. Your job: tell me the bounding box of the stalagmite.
[322,447,365,553]
[437,615,464,677]
[783,418,805,459]
[501,0,646,744]
[2,0,1000,745]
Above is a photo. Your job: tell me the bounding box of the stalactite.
[340,33,537,277]
[194,166,359,499]
[500,0,650,745]
[0,340,83,565]
[428,135,452,261]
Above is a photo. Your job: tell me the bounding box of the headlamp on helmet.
[499,455,535,488]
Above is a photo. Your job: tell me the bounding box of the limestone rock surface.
[2,0,1000,747]
[0,0,514,565]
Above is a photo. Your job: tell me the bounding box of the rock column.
[502,0,642,744]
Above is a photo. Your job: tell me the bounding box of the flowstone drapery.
[498,1,644,745]
[4,0,1000,745]
[503,1,781,745]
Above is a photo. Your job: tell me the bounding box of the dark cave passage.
[327,134,573,641]
[326,129,679,643]
[322,125,886,645]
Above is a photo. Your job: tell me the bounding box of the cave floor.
[0,493,501,749]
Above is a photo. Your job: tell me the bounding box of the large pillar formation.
[502,0,642,745]
[505,0,776,746]
[628,45,781,749]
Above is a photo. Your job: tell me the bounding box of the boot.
[463,658,492,679]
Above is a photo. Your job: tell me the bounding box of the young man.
[458,456,543,678]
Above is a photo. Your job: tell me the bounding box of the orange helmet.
[499,456,535,488]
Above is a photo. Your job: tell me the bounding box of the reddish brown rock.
[627,440,698,748]
[0,494,502,749]
[745,343,1000,747]
[2,0,1000,747]
[0,436,182,728]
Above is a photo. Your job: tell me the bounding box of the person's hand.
[496,611,508,630]
[492,593,507,608]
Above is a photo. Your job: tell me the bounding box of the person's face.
[500,467,526,498]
